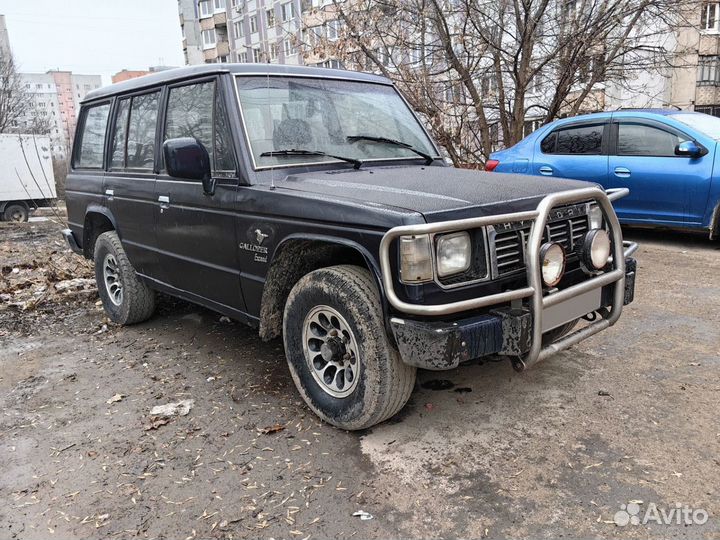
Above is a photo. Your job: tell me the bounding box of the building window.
[269,42,278,61]
[202,28,217,48]
[326,19,341,40]
[213,0,226,12]
[252,47,262,62]
[281,2,294,22]
[701,3,720,31]
[283,39,296,57]
[698,56,720,85]
[234,19,244,38]
[249,15,257,33]
[199,0,212,17]
[218,55,229,63]
[695,104,720,117]
[238,51,248,62]
[266,8,275,27]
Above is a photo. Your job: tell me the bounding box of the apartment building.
[18,71,102,160]
[178,0,340,67]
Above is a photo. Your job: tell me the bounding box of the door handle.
[539,166,553,176]
[614,167,631,178]
[158,195,170,210]
[105,189,114,200]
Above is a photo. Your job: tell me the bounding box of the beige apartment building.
[177,0,340,67]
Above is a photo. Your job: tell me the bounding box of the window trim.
[72,99,113,170]
[609,119,696,158]
[539,121,609,156]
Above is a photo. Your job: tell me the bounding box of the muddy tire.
[283,265,416,430]
[4,203,29,222]
[94,231,156,325]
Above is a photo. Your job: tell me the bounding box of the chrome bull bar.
[378,187,638,370]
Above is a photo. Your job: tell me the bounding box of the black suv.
[63,65,637,430]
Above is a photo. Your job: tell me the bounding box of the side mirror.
[675,140,706,158]
[163,137,215,195]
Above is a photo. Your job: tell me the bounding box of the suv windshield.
[235,76,438,169]
[671,112,720,140]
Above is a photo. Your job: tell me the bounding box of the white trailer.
[0,133,57,222]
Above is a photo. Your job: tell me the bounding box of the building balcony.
[203,40,230,61]
[200,11,227,30]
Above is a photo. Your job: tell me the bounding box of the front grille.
[492,205,589,277]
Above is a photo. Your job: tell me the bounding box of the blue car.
[487,110,720,238]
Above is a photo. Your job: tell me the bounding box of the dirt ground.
[1,214,719,539]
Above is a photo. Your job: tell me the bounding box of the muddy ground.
[1,215,719,539]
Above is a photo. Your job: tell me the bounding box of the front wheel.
[94,231,156,325]
[283,265,416,430]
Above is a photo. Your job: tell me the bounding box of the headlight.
[588,204,603,229]
[436,232,471,277]
[581,228,611,271]
[539,242,566,287]
[399,234,433,283]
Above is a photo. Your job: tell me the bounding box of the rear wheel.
[94,231,156,325]
[283,265,416,430]
[4,203,28,222]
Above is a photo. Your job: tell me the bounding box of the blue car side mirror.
[675,140,707,158]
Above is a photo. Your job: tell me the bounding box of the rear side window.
[110,92,159,170]
[75,103,110,168]
[542,124,604,155]
[127,92,160,169]
[164,80,236,176]
[617,123,689,157]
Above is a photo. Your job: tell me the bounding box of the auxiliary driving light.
[581,228,611,271]
[540,242,566,287]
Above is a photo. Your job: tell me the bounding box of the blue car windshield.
[671,113,720,139]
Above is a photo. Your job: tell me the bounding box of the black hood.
[276,165,595,222]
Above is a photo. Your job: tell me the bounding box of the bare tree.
[300,0,694,165]
[0,51,29,133]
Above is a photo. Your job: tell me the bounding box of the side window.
[617,123,689,157]
[110,98,130,169]
[555,124,604,155]
[165,80,236,176]
[165,81,215,165]
[127,92,160,169]
[75,103,110,168]
[540,132,556,153]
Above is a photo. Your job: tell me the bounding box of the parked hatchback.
[488,110,720,238]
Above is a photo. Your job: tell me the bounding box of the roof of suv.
[83,64,393,102]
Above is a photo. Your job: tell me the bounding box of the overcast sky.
[0,0,185,85]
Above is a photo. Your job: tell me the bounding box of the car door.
[533,121,609,185]
[153,77,246,313]
[104,90,161,277]
[607,120,713,225]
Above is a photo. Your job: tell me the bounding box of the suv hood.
[278,165,594,222]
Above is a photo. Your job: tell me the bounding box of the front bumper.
[380,187,637,371]
[390,257,637,371]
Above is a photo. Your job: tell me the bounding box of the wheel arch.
[258,233,388,341]
[83,205,117,259]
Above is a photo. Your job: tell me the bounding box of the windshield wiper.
[260,149,363,170]
[346,135,436,165]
